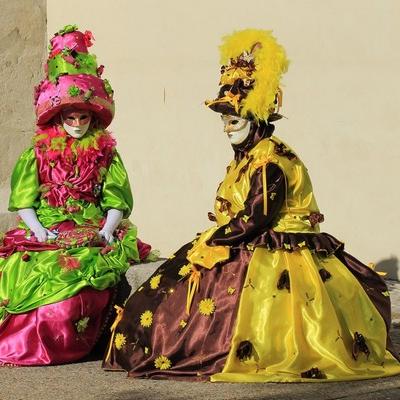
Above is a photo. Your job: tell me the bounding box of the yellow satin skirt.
[211,248,400,382]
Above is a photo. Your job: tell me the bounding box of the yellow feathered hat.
[205,29,289,122]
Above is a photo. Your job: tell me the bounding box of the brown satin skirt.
[102,233,398,380]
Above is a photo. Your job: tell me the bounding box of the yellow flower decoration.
[179,319,187,328]
[382,291,390,297]
[150,274,162,289]
[144,346,150,355]
[225,227,232,234]
[154,355,172,370]
[140,310,153,328]
[241,215,250,223]
[227,286,236,295]
[178,264,192,277]
[298,241,306,248]
[114,333,127,350]
[270,192,276,200]
[199,298,216,316]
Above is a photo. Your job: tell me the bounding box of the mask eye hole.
[230,120,239,125]
[80,115,89,120]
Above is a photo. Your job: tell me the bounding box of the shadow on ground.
[2,274,400,400]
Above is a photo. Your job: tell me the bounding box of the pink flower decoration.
[51,96,61,106]
[62,54,76,65]
[100,245,114,255]
[66,205,81,213]
[116,229,127,241]
[59,254,81,271]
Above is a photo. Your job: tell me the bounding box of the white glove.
[18,208,56,242]
[99,209,123,244]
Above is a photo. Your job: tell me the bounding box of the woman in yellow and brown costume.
[103,29,400,382]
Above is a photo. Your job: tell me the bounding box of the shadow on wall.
[376,256,399,281]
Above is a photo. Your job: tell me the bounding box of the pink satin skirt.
[0,287,111,366]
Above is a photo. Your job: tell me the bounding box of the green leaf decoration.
[50,137,67,152]
[61,46,72,56]
[58,24,79,36]
[68,85,81,97]
[84,88,94,102]
[47,53,98,83]
[145,249,161,262]
[103,79,114,96]
[75,316,90,333]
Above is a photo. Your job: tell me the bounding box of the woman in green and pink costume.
[0,25,151,366]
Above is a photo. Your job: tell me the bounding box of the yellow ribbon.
[276,87,283,113]
[186,266,201,315]
[104,305,124,362]
[262,163,268,216]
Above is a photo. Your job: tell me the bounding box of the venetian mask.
[221,114,250,145]
[61,108,92,139]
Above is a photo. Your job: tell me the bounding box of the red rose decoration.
[96,65,104,77]
[83,30,95,47]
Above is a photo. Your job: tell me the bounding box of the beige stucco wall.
[45,0,399,278]
[0,0,47,230]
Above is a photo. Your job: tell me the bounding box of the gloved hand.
[99,209,123,244]
[18,208,56,242]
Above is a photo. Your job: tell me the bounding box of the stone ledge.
[0,212,17,233]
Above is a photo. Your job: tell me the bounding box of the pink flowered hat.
[34,25,115,127]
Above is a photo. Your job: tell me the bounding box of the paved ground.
[1,264,400,400]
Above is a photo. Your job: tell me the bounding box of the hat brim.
[36,95,114,128]
[206,100,242,117]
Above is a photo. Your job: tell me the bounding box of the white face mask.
[221,115,251,145]
[62,120,90,138]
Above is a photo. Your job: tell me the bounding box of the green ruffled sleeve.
[8,147,40,212]
[100,152,133,218]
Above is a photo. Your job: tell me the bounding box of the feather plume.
[218,29,289,121]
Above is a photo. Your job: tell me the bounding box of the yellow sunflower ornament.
[154,355,172,370]
[114,333,127,350]
[150,274,162,289]
[198,298,216,316]
[140,310,153,328]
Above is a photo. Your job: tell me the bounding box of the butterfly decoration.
[277,269,290,292]
[352,332,370,360]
